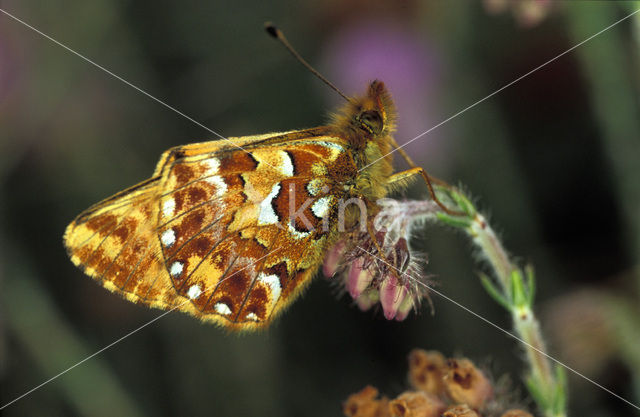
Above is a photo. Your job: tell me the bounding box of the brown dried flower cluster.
[343,349,533,417]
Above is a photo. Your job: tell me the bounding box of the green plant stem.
[435,189,566,417]
[469,214,513,293]
[472,213,560,417]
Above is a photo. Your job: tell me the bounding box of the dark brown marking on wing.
[173,164,195,186]
[86,214,118,233]
[83,204,139,275]
[220,152,258,172]
[111,217,138,243]
[172,226,242,293]
[241,287,268,321]
[232,228,283,322]
[120,237,153,291]
[272,178,319,234]
[164,214,225,262]
[238,261,289,323]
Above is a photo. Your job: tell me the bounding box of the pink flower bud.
[347,257,375,299]
[323,240,346,278]
[379,275,410,320]
[356,289,379,311]
[394,293,415,321]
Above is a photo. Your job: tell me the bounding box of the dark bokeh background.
[2,1,640,416]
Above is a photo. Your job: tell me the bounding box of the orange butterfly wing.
[64,128,356,330]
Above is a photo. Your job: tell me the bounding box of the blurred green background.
[2,1,640,416]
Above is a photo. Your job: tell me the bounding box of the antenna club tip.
[264,22,279,38]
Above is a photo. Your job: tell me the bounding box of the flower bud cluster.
[324,199,438,321]
[343,349,532,417]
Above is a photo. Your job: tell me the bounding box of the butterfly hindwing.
[63,177,187,312]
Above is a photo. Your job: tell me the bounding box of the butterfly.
[64,27,448,331]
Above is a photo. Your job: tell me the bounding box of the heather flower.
[337,186,563,417]
[389,391,446,417]
[408,349,447,395]
[443,359,493,409]
[323,199,440,321]
[346,257,375,299]
[323,239,347,278]
[442,404,480,417]
[343,385,391,417]
[343,349,533,417]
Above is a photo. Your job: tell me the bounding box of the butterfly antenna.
[265,22,352,103]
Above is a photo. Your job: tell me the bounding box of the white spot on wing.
[187,284,202,299]
[203,158,220,175]
[288,221,311,239]
[162,198,175,218]
[170,261,183,277]
[214,302,232,315]
[257,272,281,305]
[206,175,228,197]
[246,312,259,321]
[161,229,176,247]
[258,183,281,225]
[311,196,332,218]
[279,150,294,177]
[316,141,344,151]
[306,179,323,196]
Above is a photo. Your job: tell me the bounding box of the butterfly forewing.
[66,129,353,329]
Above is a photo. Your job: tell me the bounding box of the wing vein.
[83,204,138,272]
[234,226,284,322]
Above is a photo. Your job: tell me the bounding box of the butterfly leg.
[388,137,453,187]
[366,219,385,255]
[365,216,403,282]
[388,167,464,216]
[388,136,419,168]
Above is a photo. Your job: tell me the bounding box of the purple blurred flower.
[321,20,447,163]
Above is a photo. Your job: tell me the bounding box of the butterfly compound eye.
[358,110,383,135]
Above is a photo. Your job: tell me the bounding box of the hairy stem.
[471,213,554,384]
[432,188,567,417]
[469,213,513,293]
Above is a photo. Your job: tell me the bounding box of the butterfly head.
[332,80,397,149]
[354,80,396,138]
